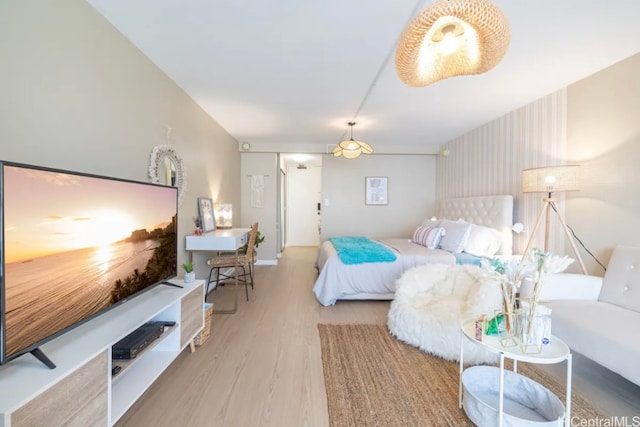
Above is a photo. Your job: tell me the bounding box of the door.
[279,167,286,253]
[286,164,321,246]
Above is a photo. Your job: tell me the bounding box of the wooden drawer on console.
[181,285,204,348]
[11,351,108,427]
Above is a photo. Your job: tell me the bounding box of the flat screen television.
[0,161,178,368]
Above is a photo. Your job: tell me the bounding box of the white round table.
[459,319,572,427]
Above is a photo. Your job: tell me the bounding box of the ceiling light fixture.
[395,0,510,87]
[331,122,373,160]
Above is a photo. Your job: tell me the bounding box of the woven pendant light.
[395,0,510,87]
[331,122,373,159]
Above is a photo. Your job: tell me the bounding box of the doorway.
[283,156,322,247]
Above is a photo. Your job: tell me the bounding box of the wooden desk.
[185,228,251,313]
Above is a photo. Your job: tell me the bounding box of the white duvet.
[313,238,455,306]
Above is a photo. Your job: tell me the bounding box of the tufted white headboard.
[437,195,514,256]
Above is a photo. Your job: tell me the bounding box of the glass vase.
[518,300,551,354]
[498,310,519,348]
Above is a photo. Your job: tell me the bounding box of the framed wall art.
[365,176,388,205]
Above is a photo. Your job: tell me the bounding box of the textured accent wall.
[436,90,568,255]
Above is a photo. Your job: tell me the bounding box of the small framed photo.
[197,197,216,232]
[365,176,388,205]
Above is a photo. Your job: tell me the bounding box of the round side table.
[458,320,572,427]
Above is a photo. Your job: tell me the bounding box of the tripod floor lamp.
[521,165,587,274]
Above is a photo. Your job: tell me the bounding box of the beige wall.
[321,154,437,239]
[566,53,640,274]
[436,53,639,275]
[0,0,241,279]
[240,153,279,263]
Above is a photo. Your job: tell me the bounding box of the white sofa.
[536,245,640,387]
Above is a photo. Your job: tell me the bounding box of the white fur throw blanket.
[388,263,502,365]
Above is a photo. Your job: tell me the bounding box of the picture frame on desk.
[197,197,216,232]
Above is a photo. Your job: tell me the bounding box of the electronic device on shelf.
[111,321,168,360]
[159,320,176,327]
[0,160,179,369]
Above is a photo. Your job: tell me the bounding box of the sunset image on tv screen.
[2,165,177,359]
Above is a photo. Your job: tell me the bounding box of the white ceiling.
[88,0,640,155]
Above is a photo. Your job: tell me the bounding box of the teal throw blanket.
[329,236,397,265]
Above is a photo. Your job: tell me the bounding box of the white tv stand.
[0,280,204,427]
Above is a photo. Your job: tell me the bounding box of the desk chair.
[206,222,258,301]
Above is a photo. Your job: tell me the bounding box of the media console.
[0,280,204,427]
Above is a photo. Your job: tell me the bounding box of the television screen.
[0,161,178,365]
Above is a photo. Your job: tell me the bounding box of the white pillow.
[412,225,446,250]
[438,220,471,254]
[464,224,503,257]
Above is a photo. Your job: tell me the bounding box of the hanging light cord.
[348,122,355,140]
[339,0,427,140]
[549,202,607,272]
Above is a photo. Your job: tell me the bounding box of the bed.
[313,195,514,306]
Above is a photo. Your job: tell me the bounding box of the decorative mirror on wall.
[148,144,187,205]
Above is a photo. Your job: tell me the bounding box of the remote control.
[112,365,122,375]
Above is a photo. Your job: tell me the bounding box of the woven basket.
[194,303,213,346]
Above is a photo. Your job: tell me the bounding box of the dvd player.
[112,321,166,360]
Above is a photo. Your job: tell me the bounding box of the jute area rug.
[318,324,602,427]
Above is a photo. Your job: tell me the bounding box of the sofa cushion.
[549,299,640,387]
[599,245,640,312]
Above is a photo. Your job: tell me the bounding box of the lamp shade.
[331,122,373,159]
[522,166,580,193]
[215,203,233,228]
[395,0,510,87]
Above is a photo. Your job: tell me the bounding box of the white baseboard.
[256,259,278,266]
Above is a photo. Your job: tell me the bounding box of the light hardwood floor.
[117,247,640,426]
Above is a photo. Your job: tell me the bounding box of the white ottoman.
[388,263,502,365]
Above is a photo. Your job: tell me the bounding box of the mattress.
[313,238,455,306]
